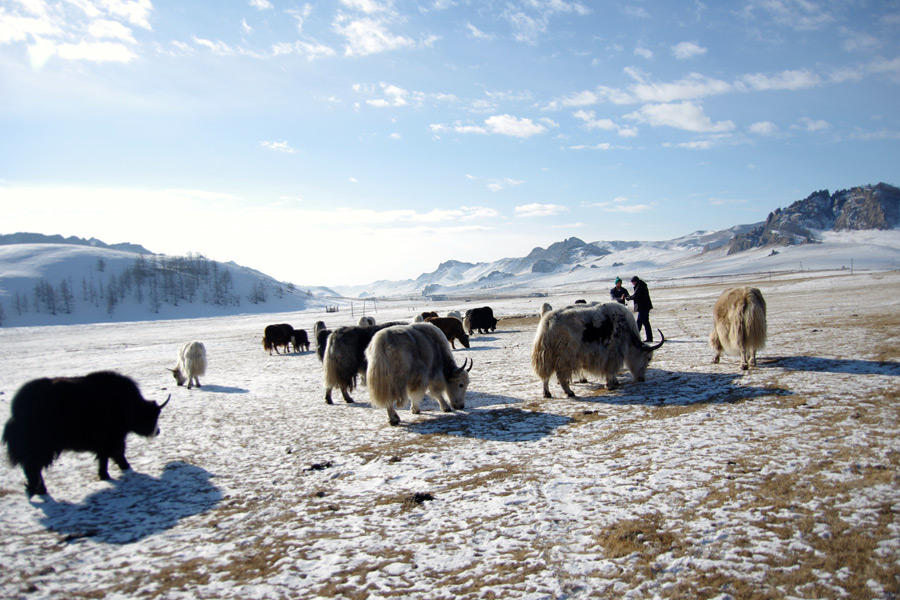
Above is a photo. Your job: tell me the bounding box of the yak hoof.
[26,482,47,497]
[325,398,333,405]
[741,364,749,370]
[566,390,576,397]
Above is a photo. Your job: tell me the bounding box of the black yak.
[464,306,498,334]
[425,316,470,349]
[2,371,170,497]
[263,323,294,355]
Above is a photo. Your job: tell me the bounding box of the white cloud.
[568,143,613,150]
[57,41,135,62]
[241,18,253,34]
[749,121,779,135]
[672,41,706,60]
[485,114,548,138]
[634,46,653,59]
[271,40,336,60]
[738,69,821,91]
[794,117,830,132]
[626,102,735,133]
[250,0,273,9]
[466,22,493,39]
[261,140,296,153]
[488,178,526,192]
[742,0,835,31]
[88,19,135,42]
[631,73,731,103]
[100,0,153,30]
[514,203,567,217]
[339,0,389,13]
[573,109,616,130]
[334,16,414,56]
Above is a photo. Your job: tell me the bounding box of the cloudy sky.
[1,0,898,286]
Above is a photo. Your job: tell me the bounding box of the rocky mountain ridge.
[727,183,899,254]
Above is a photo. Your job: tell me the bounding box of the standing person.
[610,277,628,305]
[626,275,654,342]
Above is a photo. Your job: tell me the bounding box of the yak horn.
[646,330,665,351]
[465,357,474,372]
[159,394,171,409]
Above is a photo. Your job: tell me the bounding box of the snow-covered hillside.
[0,244,344,327]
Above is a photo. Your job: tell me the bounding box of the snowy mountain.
[332,224,900,299]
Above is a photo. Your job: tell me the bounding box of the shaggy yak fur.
[532,302,664,398]
[365,323,473,426]
[709,286,767,369]
[170,340,207,389]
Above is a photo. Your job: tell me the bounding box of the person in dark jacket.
[610,277,629,305]
[625,275,654,342]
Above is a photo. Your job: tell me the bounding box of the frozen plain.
[1,270,899,599]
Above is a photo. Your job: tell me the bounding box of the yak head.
[624,330,665,382]
[447,358,474,409]
[458,332,471,349]
[132,394,171,437]
[169,367,187,386]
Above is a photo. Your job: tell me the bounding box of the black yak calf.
[2,371,170,497]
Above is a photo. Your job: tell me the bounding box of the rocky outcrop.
[727,183,898,254]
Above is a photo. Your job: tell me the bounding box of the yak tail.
[262,335,272,352]
[2,419,24,467]
[366,345,405,410]
[531,321,555,380]
[323,349,358,393]
[742,289,768,350]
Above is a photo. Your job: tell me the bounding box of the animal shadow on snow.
[192,384,249,394]
[35,461,222,544]
[760,356,900,376]
[575,370,793,407]
[408,393,570,442]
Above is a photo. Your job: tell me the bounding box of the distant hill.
[727,183,899,254]
[0,232,154,255]
[0,243,343,327]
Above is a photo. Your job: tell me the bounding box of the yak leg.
[740,347,750,370]
[194,376,201,388]
[23,462,47,497]
[387,404,401,426]
[434,392,451,412]
[750,349,757,367]
[96,454,112,480]
[542,379,552,399]
[410,389,425,414]
[325,387,334,404]
[606,375,619,390]
[340,386,355,403]
[712,351,721,364]
[556,373,576,397]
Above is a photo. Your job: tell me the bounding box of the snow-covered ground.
[1,269,899,599]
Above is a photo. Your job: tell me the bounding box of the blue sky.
[2,0,898,286]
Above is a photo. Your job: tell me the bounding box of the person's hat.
[614,277,622,284]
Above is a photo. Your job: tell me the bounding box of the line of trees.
[2,252,249,321]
